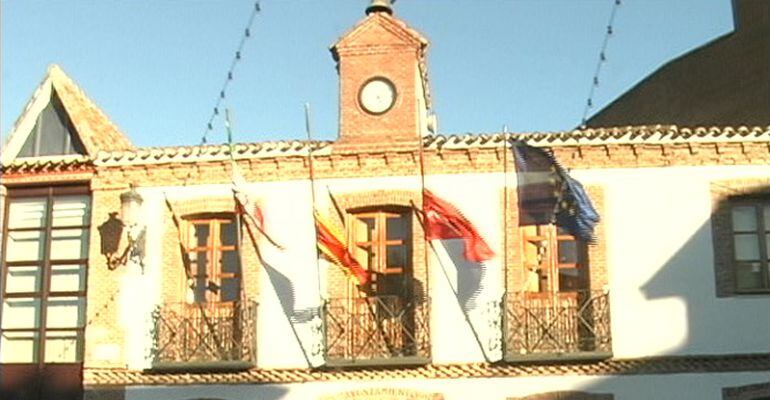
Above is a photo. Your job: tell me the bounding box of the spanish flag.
[314,211,370,286]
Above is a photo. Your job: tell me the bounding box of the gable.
[1,64,133,165]
[17,89,86,158]
[332,13,427,52]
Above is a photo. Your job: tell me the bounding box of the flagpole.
[418,133,492,362]
[502,126,510,302]
[305,103,326,316]
[225,110,247,305]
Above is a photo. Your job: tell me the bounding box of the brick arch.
[171,196,236,217]
[508,391,613,400]
[723,381,770,400]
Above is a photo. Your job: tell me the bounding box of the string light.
[580,0,622,128]
[200,0,261,145]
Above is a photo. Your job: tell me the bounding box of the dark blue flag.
[512,142,600,242]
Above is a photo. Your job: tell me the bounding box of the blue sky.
[1,0,733,148]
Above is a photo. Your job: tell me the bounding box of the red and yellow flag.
[314,211,370,286]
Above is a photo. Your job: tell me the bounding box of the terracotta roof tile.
[84,354,770,387]
[48,65,134,154]
[4,125,767,172]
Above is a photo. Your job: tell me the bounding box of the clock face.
[359,77,396,115]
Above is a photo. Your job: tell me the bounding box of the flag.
[512,143,600,241]
[422,189,495,263]
[314,211,370,286]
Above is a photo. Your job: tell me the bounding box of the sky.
[1,0,734,148]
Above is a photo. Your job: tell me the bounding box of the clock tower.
[331,0,434,149]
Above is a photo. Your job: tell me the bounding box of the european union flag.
[512,142,600,242]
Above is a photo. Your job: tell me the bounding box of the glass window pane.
[734,233,760,261]
[735,262,764,290]
[558,267,585,292]
[52,195,90,227]
[44,331,81,363]
[8,198,47,229]
[46,297,85,328]
[2,298,41,329]
[194,277,207,303]
[220,278,240,302]
[557,240,578,264]
[221,250,240,274]
[5,231,45,261]
[50,264,86,292]
[50,229,88,260]
[0,331,39,363]
[386,245,407,269]
[5,266,42,293]
[732,206,757,231]
[191,251,208,276]
[353,217,375,242]
[386,214,409,240]
[220,221,236,246]
[193,224,210,248]
[765,206,770,232]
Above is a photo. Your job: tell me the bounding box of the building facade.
[1,2,769,400]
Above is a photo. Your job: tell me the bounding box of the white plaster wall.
[120,371,770,400]
[574,165,770,357]
[118,163,770,370]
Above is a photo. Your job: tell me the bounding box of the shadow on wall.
[98,212,124,260]
[436,239,486,311]
[640,184,770,356]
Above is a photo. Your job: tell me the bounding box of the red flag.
[423,190,495,263]
[315,212,370,286]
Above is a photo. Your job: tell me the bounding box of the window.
[1,186,90,364]
[505,222,611,358]
[18,91,85,158]
[186,215,241,303]
[521,224,588,294]
[730,201,770,292]
[349,208,412,297]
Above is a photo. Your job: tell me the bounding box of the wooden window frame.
[184,213,242,304]
[348,207,413,297]
[1,185,90,366]
[521,223,588,294]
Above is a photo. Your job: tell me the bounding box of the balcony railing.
[323,295,430,366]
[151,301,257,370]
[504,290,611,360]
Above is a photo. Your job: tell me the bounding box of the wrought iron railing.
[323,295,430,366]
[151,301,257,369]
[504,290,611,360]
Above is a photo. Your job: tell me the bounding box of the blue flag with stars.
[512,142,600,242]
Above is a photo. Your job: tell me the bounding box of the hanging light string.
[200,1,261,144]
[580,0,622,128]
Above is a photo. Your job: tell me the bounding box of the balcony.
[150,301,257,370]
[504,290,611,361]
[323,295,430,366]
